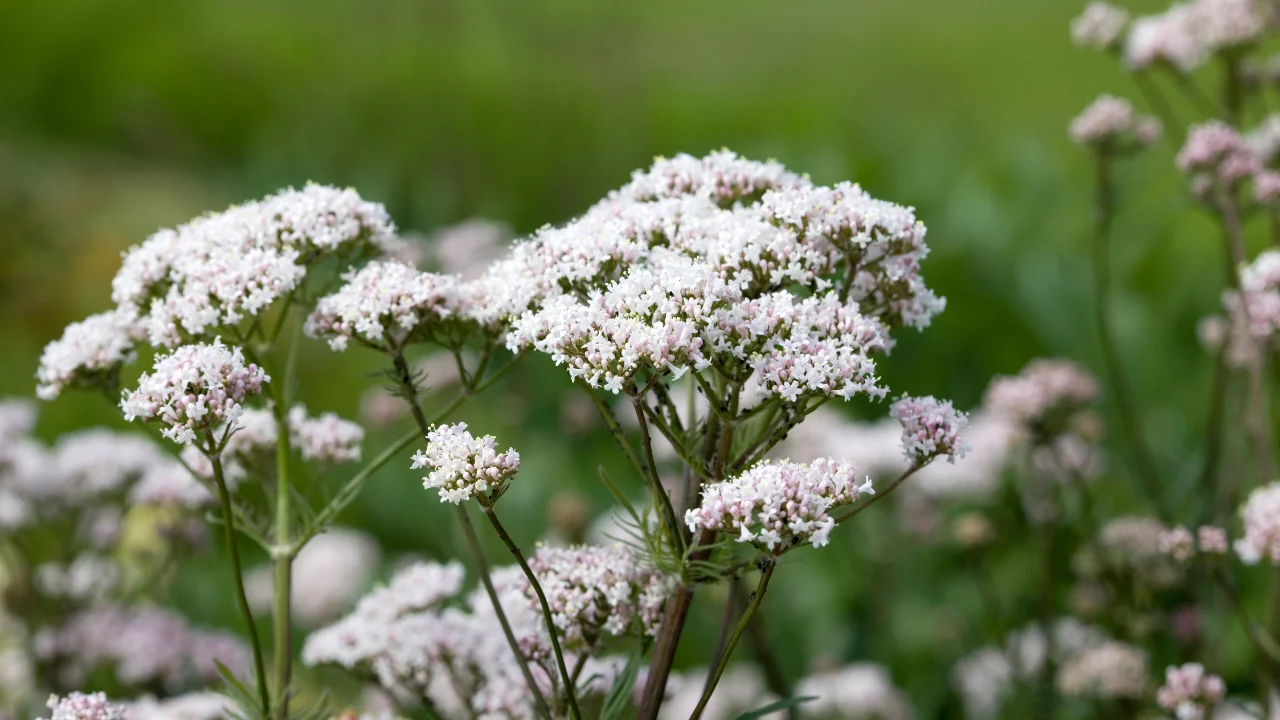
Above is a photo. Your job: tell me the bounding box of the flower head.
[119,338,268,445]
[686,458,873,553]
[304,260,468,352]
[1178,121,1262,190]
[889,395,969,464]
[40,692,127,720]
[36,307,145,400]
[1069,95,1161,148]
[1159,525,1196,561]
[411,423,520,504]
[1125,5,1202,71]
[112,184,396,346]
[1235,481,1280,564]
[1072,2,1129,49]
[289,405,365,464]
[1056,641,1149,699]
[526,544,675,647]
[1198,525,1229,554]
[1156,663,1226,720]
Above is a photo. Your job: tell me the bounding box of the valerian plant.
[13,150,974,720]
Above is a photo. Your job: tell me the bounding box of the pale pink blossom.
[687,458,873,552]
[1235,482,1280,564]
[120,339,268,445]
[1199,525,1229,554]
[890,395,969,464]
[1157,663,1226,720]
[526,544,675,647]
[411,423,520,504]
[36,307,145,400]
[112,184,396,346]
[1072,2,1129,49]
[305,260,468,352]
[39,692,127,720]
[1160,525,1196,561]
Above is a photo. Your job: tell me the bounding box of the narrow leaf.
[733,695,818,719]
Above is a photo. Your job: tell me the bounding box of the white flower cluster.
[889,395,969,464]
[1069,95,1161,147]
[1055,641,1149,700]
[795,663,912,720]
[36,307,145,400]
[289,405,365,464]
[180,404,361,480]
[306,152,938,409]
[109,184,395,347]
[246,528,381,627]
[1226,249,1280,343]
[304,260,468,351]
[1124,0,1269,72]
[1071,2,1130,48]
[429,218,513,279]
[525,544,675,647]
[1178,121,1263,191]
[1235,481,1280,564]
[686,458,874,552]
[37,604,249,693]
[613,149,807,206]
[120,339,269,445]
[303,561,548,719]
[0,402,210,543]
[34,556,119,603]
[1157,663,1226,720]
[39,692,127,720]
[1099,516,1183,586]
[1159,524,1230,560]
[983,359,1100,428]
[411,423,520,504]
[951,619,1112,718]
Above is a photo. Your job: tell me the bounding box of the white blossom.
[1157,663,1226,720]
[39,692,127,720]
[1235,481,1280,564]
[687,458,873,552]
[120,339,268,445]
[411,423,520,504]
[112,184,396,346]
[36,307,144,399]
[889,395,969,464]
[1072,2,1129,48]
[305,260,468,352]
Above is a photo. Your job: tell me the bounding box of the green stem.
[392,352,553,720]
[457,505,554,720]
[481,505,583,720]
[302,356,519,547]
[270,329,301,718]
[1091,153,1168,519]
[630,395,687,553]
[690,559,777,720]
[210,444,271,717]
[1218,187,1275,486]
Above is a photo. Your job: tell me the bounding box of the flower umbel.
[686,458,873,553]
[119,338,268,445]
[889,394,969,464]
[411,423,520,504]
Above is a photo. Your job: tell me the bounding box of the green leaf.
[732,696,818,719]
[599,651,643,720]
[598,465,642,525]
[214,660,266,720]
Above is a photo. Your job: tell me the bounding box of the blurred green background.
[0,0,1242,713]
